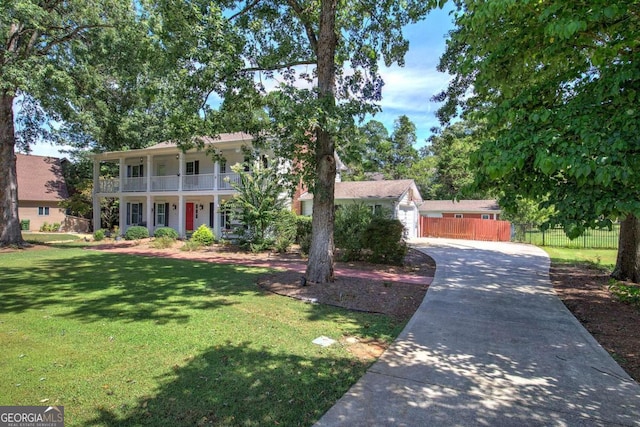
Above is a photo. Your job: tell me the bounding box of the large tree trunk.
[611,214,640,283]
[0,91,25,247]
[305,0,338,284]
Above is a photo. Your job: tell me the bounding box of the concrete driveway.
[316,238,640,426]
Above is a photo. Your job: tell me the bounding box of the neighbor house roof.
[16,154,69,201]
[300,179,421,202]
[419,199,500,213]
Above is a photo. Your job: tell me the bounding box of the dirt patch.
[550,263,640,382]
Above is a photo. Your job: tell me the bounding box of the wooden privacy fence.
[420,217,512,242]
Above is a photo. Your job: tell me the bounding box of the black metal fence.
[512,224,619,249]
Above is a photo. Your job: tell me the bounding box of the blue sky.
[30,6,454,157]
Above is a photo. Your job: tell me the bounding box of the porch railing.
[97,172,243,193]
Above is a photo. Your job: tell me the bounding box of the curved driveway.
[316,238,640,426]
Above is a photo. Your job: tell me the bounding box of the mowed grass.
[22,232,84,243]
[0,245,405,426]
[542,247,617,270]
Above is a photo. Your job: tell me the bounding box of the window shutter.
[126,203,131,225]
[127,165,132,178]
[140,165,143,177]
[165,203,170,226]
[194,160,200,175]
[209,203,214,228]
[139,203,143,224]
[153,204,156,226]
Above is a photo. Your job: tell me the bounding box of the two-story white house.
[92,132,273,238]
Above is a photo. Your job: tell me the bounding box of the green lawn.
[0,245,404,426]
[22,232,85,243]
[542,246,617,270]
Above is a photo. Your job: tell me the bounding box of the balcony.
[97,172,243,194]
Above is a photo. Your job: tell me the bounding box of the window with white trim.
[454,213,463,218]
[481,214,490,220]
[38,206,50,216]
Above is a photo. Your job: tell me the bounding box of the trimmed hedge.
[154,227,179,240]
[124,226,149,240]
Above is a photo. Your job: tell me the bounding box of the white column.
[119,158,125,192]
[178,194,185,238]
[146,155,152,192]
[214,160,220,190]
[146,194,152,235]
[214,194,220,239]
[92,159,101,232]
[119,195,125,235]
[178,153,184,191]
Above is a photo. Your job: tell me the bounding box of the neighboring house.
[92,132,277,238]
[298,179,424,239]
[16,154,69,231]
[419,199,502,220]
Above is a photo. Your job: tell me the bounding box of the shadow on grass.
[85,341,367,426]
[0,251,265,324]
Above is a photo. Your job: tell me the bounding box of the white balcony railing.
[98,178,119,193]
[98,172,243,193]
[183,173,215,191]
[123,177,146,192]
[151,176,180,191]
[220,172,242,190]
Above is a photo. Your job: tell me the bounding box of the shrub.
[191,224,214,246]
[154,227,179,240]
[365,217,407,265]
[151,236,176,249]
[273,210,298,253]
[181,239,203,252]
[124,226,150,241]
[295,215,312,255]
[334,204,374,261]
[93,229,106,241]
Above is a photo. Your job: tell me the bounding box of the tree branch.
[243,59,317,72]
[228,0,263,21]
[286,0,318,56]
[37,24,112,56]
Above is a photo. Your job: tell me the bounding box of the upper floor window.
[38,206,50,216]
[219,159,227,174]
[127,164,143,178]
[186,160,200,175]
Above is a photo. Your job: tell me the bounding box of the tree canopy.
[436,0,640,279]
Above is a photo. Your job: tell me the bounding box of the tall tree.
[225,1,441,283]
[1,0,237,246]
[427,120,486,199]
[436,1,640,281]
[386,115,419,179]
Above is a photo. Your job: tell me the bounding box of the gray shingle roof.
[16,154,69,201]
[419,199,500,212]
[300,179,420,201]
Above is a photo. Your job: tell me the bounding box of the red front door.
[186,203,194,231]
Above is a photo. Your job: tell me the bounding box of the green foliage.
[191,224,214,247]
[154,227,179,240]
[501,197,555,228]
[365,218,407,265]
[39,222,61,232]
[273,210,298,253]
[334,204,376,261]
[93,229,106,242]
[180,240,203,252]
[226,162,288,251]
[124,226,149,241]
[295,215,313,255]
[609,281,640,309]
[151,236,176,249]
[437,0,640,232]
